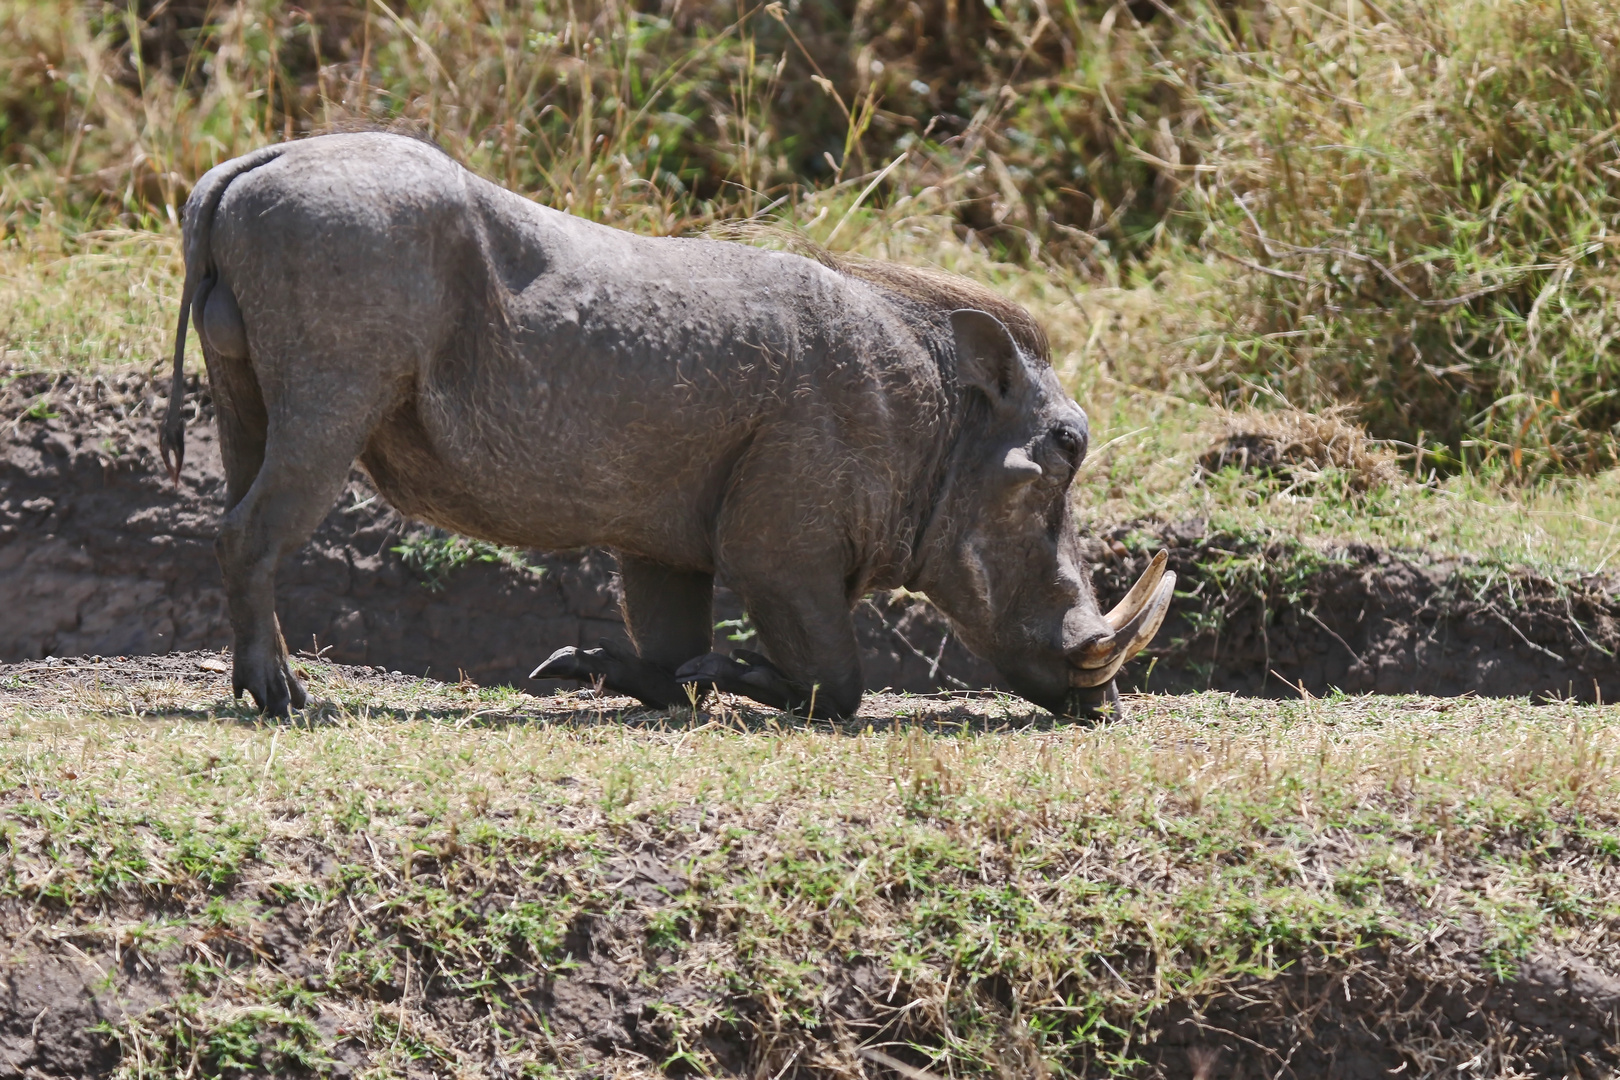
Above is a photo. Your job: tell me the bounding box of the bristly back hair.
[710,223,1051,364]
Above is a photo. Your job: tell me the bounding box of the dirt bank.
[1114,523,1620,702]
[6,896,1616,1079]
[5,369,1618,700]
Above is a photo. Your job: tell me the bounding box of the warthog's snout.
[1066,550,1177,688]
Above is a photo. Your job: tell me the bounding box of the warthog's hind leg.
[531,557,714,709]
[215,355,384,717]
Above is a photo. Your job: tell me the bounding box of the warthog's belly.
[356,381,759,571]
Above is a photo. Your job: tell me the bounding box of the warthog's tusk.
[1104,549,1169,633]
[1073,550,1169,670]
[1069,572,1177,687]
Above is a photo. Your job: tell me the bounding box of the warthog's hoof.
[234,654,308,717]
[676,649,816,713]
[1060,681,1121,723]
[532,642,702,710]
[676,649,779,692]
[530,645,601,683]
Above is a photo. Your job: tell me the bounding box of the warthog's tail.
[160,144,289,486]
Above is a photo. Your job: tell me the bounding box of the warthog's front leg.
[674,577,863,720]
[531,557,715,710]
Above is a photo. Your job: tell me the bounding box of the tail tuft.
[159,384,185,486]
[161,271,195,487]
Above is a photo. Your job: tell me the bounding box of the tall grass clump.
[1183,0,1620,476]
[0,0,1203,383]
[0,0,795,233]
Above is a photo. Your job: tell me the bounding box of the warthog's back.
[206,132,948,573]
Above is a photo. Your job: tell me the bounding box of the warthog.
[160,132,1172,720]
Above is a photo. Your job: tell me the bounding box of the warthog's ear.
[950,308,1024,406]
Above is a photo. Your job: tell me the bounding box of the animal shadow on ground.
[0,650,1094,734]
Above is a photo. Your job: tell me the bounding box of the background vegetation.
[5,0,1620,479]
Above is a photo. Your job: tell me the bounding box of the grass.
[1178,0,1620,474]
[0,225,177,371]
[1069,391,1620,575]
[391,527,540,592]
[5,0,1620,472]
[4,663,1620,1076]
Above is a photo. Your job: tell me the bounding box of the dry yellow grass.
[1198,406,1404,493]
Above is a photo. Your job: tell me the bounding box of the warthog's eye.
[1051,425,1083,460]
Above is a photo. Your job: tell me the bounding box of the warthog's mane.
[709,223,1050,365]
[819,254,1051,364]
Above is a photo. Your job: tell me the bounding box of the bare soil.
[4,368,1618,702]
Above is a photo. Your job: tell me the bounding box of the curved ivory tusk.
[1115,571,1175,658]
[1074,552,1169,669]
[1104,550,1169,633]
[1070,572,1176,687]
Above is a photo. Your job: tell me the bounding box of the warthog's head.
[914,309,1175,718]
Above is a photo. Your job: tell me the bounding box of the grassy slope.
[4,1,1620,1074]
[3,663,1619,1076]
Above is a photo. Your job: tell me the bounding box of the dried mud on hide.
[3,368,1619,700]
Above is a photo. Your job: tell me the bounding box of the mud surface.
[5,369,1619,701]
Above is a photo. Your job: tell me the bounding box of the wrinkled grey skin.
[160,132,1140,721]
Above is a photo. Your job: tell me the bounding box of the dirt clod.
[1200,406,1402,492]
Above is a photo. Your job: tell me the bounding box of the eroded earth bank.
[5,369,1618,702]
